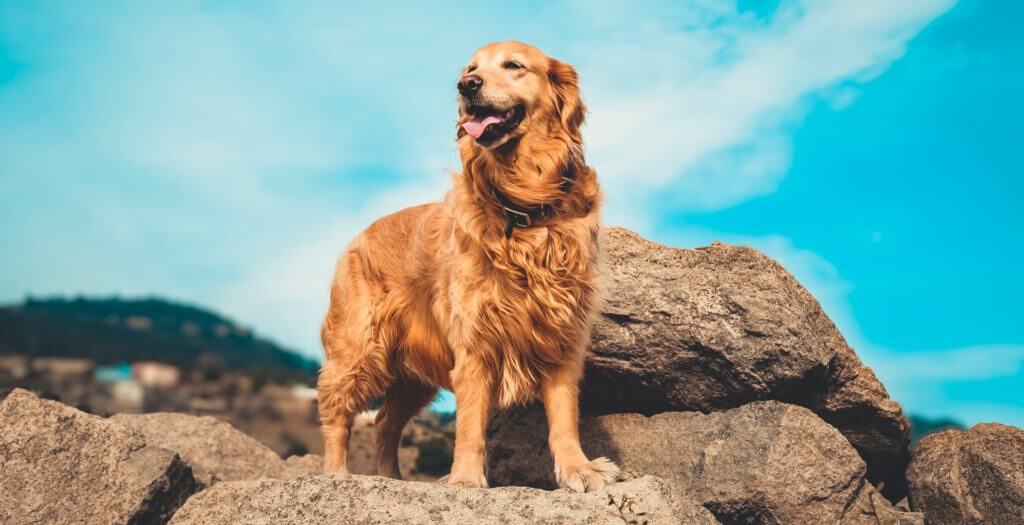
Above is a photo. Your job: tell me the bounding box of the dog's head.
[457,41,584,150]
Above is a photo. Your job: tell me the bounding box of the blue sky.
[1,1,1021,424]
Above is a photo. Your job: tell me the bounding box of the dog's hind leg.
[319,248,398,474]
[318,323,398,474]
[374,378,438,479]
[317,359,363,474]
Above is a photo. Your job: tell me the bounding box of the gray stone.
[169,474,718,525]
[907,423,1024,524]
[586,227,910,495]
[281,453,324,479]
[112,412,291,486]
[0,389,198,524]
[489,401,900,524]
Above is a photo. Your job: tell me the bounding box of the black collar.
[489,156,579,239]
[493,189,553,239]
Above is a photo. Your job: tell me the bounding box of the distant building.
[31,357,95,377]
[124,315,152,330]
[180,321,201,336]
[95,363,133,383]
[291,385,318,400]
[213,323,231,338]
[0,355,29,380]
[132,361,180,389]
[188,396,228,412]
[110,380,144,413]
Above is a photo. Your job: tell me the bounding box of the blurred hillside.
[0,295,455,478]
[0,296,318,385]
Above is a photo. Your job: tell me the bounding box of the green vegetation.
[0,296,318,385]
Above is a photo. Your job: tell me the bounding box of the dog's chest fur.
[447,222,600,406]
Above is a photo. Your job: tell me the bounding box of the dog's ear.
[548,58,586,142]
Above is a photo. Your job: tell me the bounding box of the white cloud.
[1,0,955,361]
[204,0,952,357]
[578,0,955,215]
[874,345,1024,381]
[873,345,1024,427]
[219,0,953,357]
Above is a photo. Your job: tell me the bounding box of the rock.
[489,401,900,524]
[111,416,331,484]
[282,454,324,479]
[112,412,292,486]
[898,511,926,525]
[892,498,926,525]
[169,474,718,525]
[586,227,910,495]
[346,411,430,480]
[906,423,1024,524]
[111,408,447,485]
[0,389,198,524]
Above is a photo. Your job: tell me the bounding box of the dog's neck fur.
[455,122,600,237]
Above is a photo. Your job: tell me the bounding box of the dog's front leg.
[541,363,620,492]
[448,351,492,488]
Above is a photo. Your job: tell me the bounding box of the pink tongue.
[462,115,503,139]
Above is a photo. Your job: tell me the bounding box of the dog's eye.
[504,61,524,70]
[466,65,477,73]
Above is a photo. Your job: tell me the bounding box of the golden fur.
[318,41,618,491]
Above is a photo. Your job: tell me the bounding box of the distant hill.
[0,296,318,385]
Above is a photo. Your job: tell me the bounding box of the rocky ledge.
[1,228,1019,524]
[489,401,902,524]
[170,475,717,525]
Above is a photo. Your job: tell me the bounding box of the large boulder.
[169,474,718,525]
[489,401,902,524]
[587,227,910,495]
[111,412,320,486]
[0,389,198,524]
[907,423,1024,524]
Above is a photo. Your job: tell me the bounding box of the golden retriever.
[318,41,618,491]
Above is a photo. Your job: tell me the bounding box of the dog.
[318,41,618,491]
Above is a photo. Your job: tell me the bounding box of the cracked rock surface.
[111,412,321,486]
[169,474,718,525]
[0,389,199,524]
[587,227,911,496]
[490,401,901,524]
[907,423,1024,524]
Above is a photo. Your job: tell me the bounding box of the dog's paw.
[446,470,489,489]
[556,457,620,493]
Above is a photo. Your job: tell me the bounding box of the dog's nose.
[457,75,483,96]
